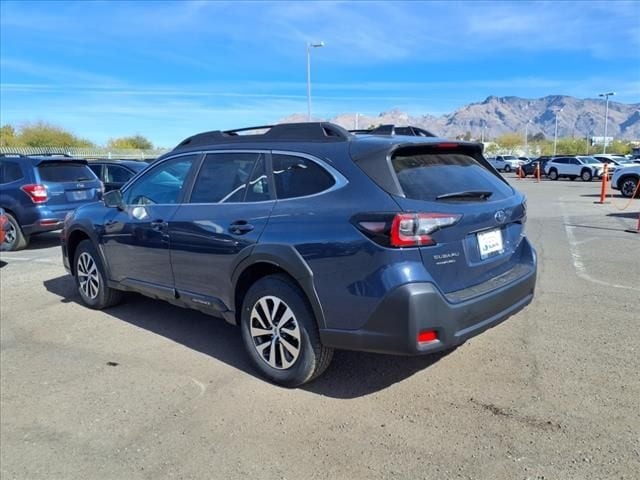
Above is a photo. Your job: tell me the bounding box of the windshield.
[502,155,517,160]
[37,162,97,183]
[391,153,513,202]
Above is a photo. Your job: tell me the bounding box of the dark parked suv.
[61,123,537,386]
[0,154,103,250]
[87,159,148,192]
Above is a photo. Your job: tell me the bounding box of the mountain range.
[280,95,640,141]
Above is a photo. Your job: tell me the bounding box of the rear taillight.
[353,212,461,248]
[390,213,461,247]
[21,184,48,203]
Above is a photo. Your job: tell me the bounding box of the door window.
[88,164,103,179]
[124,155,197,205]
[271,154,335,199]
[189,152,261,203]
[106,164,134,183]
[0,161,24,184]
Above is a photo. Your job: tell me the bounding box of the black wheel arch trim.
[230,244,327,329]
[66,221,112,279]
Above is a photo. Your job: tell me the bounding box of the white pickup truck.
[487,155,524,173]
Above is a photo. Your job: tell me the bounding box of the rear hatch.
[389,145,530,297]
[36,160,102,212]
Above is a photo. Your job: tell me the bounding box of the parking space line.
[562,208,639,292]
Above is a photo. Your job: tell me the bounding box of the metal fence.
[0,146,169,160]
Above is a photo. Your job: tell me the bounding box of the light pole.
[553,108,563,156]
[306,41,324,121]
[598,91,615,153]
[524,120,531,156]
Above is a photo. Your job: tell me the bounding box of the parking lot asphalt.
[1,176,639,480]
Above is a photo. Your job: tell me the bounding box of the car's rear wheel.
[504,165,511,173]
[548,169,558,180]
[581,169,593,182]
[74,240,123,309]
[2,213,28,251]
[240,274,333,387]
[620,176,639,198]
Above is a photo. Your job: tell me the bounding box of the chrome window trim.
[121,149,348,206]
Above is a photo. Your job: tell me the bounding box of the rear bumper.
[320,260,536,355]
[20,206,72,236]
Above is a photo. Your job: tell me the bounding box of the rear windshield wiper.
[436,190,493,201]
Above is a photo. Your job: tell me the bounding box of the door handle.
[150,220,167,231]
[229,221,254,235]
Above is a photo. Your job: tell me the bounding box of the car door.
[169,151,275,312]
[104,164,135,191]
[101,154,199,298]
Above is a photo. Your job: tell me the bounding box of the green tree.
[18,121,94,147]
[107,135,153,150]
[606,140,632,155]
[0,124,18,146]
[531,132,546,142]
[495,133,522,153]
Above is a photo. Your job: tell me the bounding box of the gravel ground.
[1,176,639,480]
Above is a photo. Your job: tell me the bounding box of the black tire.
[240,274,333,387]
[2,213,28,251]
[74,240,123,309]
[504,165,511,173]
[620,176,639,198]
[581,169,593,182]
[548,169,558,181]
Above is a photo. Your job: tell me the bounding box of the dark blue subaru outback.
[61,123,536,386]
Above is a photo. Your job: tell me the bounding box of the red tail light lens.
[21,184,48,203]
[390,213,461,247]
[418,330,438,343]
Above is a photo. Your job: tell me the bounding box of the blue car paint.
[61,130,537,356]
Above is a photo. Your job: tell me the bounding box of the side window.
[124,155,197,205]
[106,165,133,183]
[555,158,566,164]
[245,155,270,202]
[0,161,24,184]
[88,164,102,179]
[271,154,335,199]
[190,152,260,203]
[571,159,581,165]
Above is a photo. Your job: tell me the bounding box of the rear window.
[391,153,513,201]
[37,162,97,183]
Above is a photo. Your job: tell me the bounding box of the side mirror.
[103,189,124,210]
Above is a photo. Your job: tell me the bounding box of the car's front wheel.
[74,240,123,309]
[240,274,333,387]
[581,169,593,182]
[504,165,511,173]
[548,169,558,180]
[620,176,639,198]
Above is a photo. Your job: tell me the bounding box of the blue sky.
[1,0,639,147]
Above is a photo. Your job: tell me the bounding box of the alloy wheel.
[249,296,301,370]
[77,252,100,300]
[4,221,16,247]
[621,179,637,197]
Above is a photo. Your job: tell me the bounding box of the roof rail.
[349,124,436,137]
[0,153,27,158]
[174,122,351,150]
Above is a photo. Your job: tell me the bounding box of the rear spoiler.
[32,157,89,166]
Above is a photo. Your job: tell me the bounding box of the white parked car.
[610,164,640,198]
[592,154,636,168]
[488,155,523,172]
[544,156,608,182]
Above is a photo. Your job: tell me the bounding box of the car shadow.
[607,211,640,220]
[25,232,61,250]
[43,275,449,398]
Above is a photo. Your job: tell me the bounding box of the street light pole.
[553,108,562,156]
[524,120,530,155]
[306,41,324,121]
[598,91,615,153]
